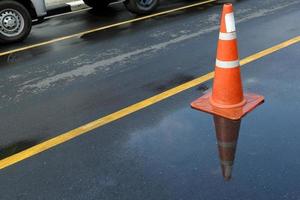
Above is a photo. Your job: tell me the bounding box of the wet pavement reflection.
[213,115,241,181]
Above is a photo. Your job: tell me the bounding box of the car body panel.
[30,0,47,17]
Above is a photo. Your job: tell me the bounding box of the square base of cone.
[191,92,264,120]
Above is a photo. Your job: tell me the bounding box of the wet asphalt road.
[0,0,300,199]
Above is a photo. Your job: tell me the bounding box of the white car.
[0,0,47,43]
[83,0,159,15]
[0,0,159,44]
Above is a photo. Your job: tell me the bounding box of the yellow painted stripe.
[240,36,300,65]
[0,35,299,170]
[0,0,216,57]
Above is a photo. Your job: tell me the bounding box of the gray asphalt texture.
[0,0,300,199]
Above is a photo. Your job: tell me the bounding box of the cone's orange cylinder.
[217,39,239,61]
[210,3,245,108]
[211,67,245,108]
[190,3,264,120]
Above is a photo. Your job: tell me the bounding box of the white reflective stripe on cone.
[216,59,240,68]
[219,32,237,40]
[225,12,236,33]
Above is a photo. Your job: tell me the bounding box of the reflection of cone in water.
[213,115,241,181]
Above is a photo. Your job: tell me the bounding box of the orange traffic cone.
[213,115,241,181]
[191,3,264,120]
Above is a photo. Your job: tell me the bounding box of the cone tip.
[224,3,232,7]
[223,3,234,13]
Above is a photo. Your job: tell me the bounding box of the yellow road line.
[0,35,299,170]
[240,36,300,65]
[0,0,216,57]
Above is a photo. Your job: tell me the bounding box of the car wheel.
[83,0,110,10]
[124,0,159,15]
[0,0,32,44]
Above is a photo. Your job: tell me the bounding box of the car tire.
[83,0,110,10]
[0,0,32,44]
[124,0,159,15]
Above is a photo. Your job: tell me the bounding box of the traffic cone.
[191,3,264,120]
[213,115,241,181]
